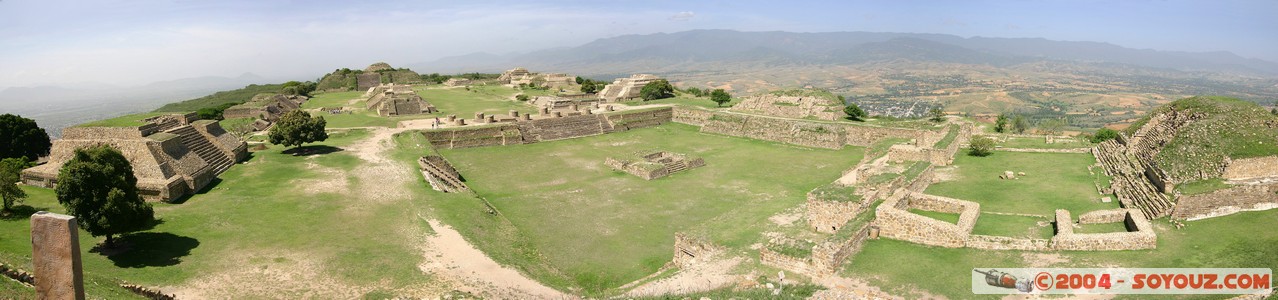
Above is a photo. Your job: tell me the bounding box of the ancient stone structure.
[365,84,437,116]
[605,151,705,180]
[874,191,980,248]
[671,233,723,269]
[497,67,576,89]
[598,74,662,102]
[22,114,248,202]
[443,78,472,87]
[30,212,84,300]
[1171,184,1278,220]
[222,93,307,123]
[671,107,927,149]
[421,107,673,149]
[759,224,872,278]
[530,96,601,113]
[1222,156,1278,181]
[730,94,844,121]
[418,155,467,193]
[884,124,972,166]
[356,73,382,91]
[1052,209,1156,251]
[1093,140,1174,219]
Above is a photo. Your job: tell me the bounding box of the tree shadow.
[93,232,200,268]
[283,145,343,156]
[0,205,49,220]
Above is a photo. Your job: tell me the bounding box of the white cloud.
[669,11,695,21]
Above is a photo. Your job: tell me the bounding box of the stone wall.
[1093,140,1174,219]
[670,107,926,149]
[61,127,145,140]
[671,233,723,269]
[1222,156,1278,181]
[811,224,871,275]
[759,247,825,277]
[1171,184,1278,221]
[965,235,1052,251]
[730,95,843,121]
[1051,209,1157,251]
[806,195,863,233]
[873,191,979,248]
[421,107,673,149]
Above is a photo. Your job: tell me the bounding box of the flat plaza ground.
[439,123,862,294]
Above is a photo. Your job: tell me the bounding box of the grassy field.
[845,209,1278,299]
[437,123,862,295]
[302,90,364,109]
[925,152,1116,216]
[909,209,960,224]
[0,129,450,299]
[414,85,541,117]
[996,136,1094,149]
[970,213,1053,239]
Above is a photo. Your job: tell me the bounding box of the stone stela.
[31,212,85,300]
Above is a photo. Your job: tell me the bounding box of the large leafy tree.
[580,81,598,94]
[710,89,732,107]
[639,79,675,101]
[928,107,945,123]
[0,114,52,161]
[56,145,155,247]
[0,157,30,213]
[268,110,329,149]
[994,114,1009,133]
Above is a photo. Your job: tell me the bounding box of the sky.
[1,0,1275,89]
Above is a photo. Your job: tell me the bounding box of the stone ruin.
[874,190,980,248]
[1052,209,1156,251]
[443,78,471,87]
[671,233,723,269]
[357,62,422,91]
[730,94,844,121]
[605,151,705,180]
[1094,138,1175,220]
[22,113,248,202]
[598,74,662,102]
[1171,184,1278,220]
[497,67,576,89]
[222,93,308,125]
[418,155,467,193]
[422,107,674,149]
[365,84,437,117]
[530,96,601,113]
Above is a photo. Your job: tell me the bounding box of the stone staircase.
[418,157,467,193]
[664,161,688,174]
[168,125,235,175]
[1094,140,1173,219]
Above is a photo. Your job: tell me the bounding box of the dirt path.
[352,127,572,299]
[620,256,748,297]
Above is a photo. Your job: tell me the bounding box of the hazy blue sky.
[1,0,1274,88]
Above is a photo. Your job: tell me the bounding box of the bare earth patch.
[418,219,572,299]
[621,256,749,297]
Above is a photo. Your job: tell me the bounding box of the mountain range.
[410,29,1278,78]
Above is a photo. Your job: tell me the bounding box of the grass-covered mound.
[1126,96,1278,182]
[153,83,286,112]
[767,88,844,105]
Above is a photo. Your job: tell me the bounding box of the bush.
[710,89,731,107]
[968,135,994,157]
[515,94,530,102]
[639,79,674,101]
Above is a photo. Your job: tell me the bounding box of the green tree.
[0,157,30,213]
[55,146,155,247]
[1012,114,1030,134]
[0,114,52,161]
[268,110,329,150]
[928,107,945,123]
[710,89,732,107]
[639,79,675,101]
[580,81,598,94]
[1038,118,1067,136]
[1090,128,1120,143]
[281,81,316,97]
[994,114,1008,133]
[575,76,584,84]
[686,87,703,97]
[843,103,868,121]
[515,94,530,101]
[968,135,995,157]
[1272,107,1277,116]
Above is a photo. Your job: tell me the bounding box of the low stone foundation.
[1052,209,1156,251]
[672,233,723,269]
[1172,184,1278,221]
[606,151,705,180]
[422,107,672,149]
[873,190,979,248]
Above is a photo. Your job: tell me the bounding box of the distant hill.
[152,83,287,113]
[410,30,1278,76]
[0,73,271,137]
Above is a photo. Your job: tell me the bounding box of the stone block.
[31,212,85,300]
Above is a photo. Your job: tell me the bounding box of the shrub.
[968,135,994,157]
